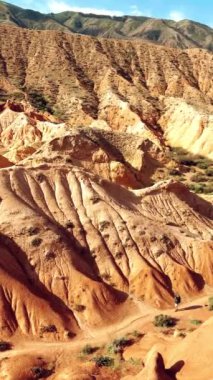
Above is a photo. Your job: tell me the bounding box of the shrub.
[179,158,195,166]
[28,90,52,113]
[31,367,53,379]
[208,297,213,311]
[40,324,57,334]
[115,252,123,260]
[65,221,74,229]
[74,304,86,312]
[81,344,98,355]
[44,251,56,260]
[169,169,180,176]
[132,330,143,338]
[93,356,114,367]
[31,238,42,247]
[196,161,209,170]
[154,314,175,328]
[108,337,133,354]
[190,319,202,325]
[65,158,72,164]
[190,183,213,194]
[28,226,40,236]
[206,168,213,177]
[190,174,207,182]
[36,174,45,183]
[127,357,141,366]
[189,183,205,194]
[0,341,12,352]
[99,221,110,231]
[203,183,213,194]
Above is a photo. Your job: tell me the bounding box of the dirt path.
[0,293,211,361]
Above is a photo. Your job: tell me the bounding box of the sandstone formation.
[159,98,213,159]
[0,1,212,51]
[0,162,212,339]
[165,317,213,380]
[0,9,212,380]
[123,349,174,380]
[0,102,69,162]
[0,25,212,159]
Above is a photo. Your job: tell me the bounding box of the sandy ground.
[0,293,212,359]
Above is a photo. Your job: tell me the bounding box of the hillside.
[0,25,212,162]
[0,162,212,339]
[0,1,213,50]
[0,9,212,380]
[0,161,212,379]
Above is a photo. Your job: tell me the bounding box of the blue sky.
[7,0,213,26]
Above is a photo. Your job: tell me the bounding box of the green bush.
[93,356,114,367]
[132,330,143,338]
[196,161,209,170]
[28,90,52,113]
[108,337,133,354]
[204,184,213,194]
[190,183,213,194]
[208,297,213,311]
[169,148,212,172]
[190,319,202,325]
[190,174,207,182]
[154,314,175,327]
[127,357,141,366]
[189,183,205,194]
[81,344,98,355]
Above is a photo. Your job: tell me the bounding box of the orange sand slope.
[0,163,212,338]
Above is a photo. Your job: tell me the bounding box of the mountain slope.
[0,162,212,338]
[0,1,213,50]
[0,25,212,161]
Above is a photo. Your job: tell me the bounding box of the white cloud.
[130,5,142,16]
[48,0,124,16]
[169,11,185,22]
[130,5,151,17]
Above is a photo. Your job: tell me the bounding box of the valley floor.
[1,292,213,380]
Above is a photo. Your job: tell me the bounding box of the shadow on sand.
[167,360,185,379]
[178,305,203,312]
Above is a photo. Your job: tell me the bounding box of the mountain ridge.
[0,0,213,50]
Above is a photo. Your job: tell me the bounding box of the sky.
[7,0,213,27]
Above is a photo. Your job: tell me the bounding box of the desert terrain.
[0,2,212,379]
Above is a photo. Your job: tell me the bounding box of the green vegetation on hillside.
[0,0,212,50]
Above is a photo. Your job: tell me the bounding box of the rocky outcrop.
[159,98,213,159]
[123,349,174,380]
[0,163,212,338]
[0,26,212,158]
